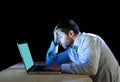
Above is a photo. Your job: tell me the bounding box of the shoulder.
[80,32,101,40]
[82,32,98,37]
[78,32,102,46]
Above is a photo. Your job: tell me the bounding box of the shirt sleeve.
[46,41,70,66]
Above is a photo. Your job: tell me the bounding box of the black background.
[0,2,120,71]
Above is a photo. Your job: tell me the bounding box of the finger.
[54,26,57,32]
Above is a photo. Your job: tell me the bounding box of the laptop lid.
[17,42,34,72]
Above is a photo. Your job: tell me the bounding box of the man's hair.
[56,19,80,35]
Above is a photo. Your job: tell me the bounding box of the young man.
[46,19,120,82]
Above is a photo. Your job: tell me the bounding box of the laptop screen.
[17,43,34,70]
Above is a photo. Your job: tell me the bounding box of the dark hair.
[56,19,80,35]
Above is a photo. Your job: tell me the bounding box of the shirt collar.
[72,32,82,47]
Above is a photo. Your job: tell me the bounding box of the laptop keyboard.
[33,65,46,71]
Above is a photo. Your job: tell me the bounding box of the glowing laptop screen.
[17,43,34,70]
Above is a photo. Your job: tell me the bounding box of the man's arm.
[46,40,59,66]
[60,37,100,75]
[46,40,70,65]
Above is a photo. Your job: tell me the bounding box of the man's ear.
[68,30,74,37]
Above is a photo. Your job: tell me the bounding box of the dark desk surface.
[0,62,93,82]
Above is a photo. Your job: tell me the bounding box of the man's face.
[57,30,74,49]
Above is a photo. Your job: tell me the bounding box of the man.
[46,19,120,82]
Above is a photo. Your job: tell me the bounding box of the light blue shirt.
[46,32,120,82]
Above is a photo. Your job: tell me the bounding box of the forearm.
[46,41,59,66]
[61,62,97,75]
[46,41,70,66]
[60,47,99,75]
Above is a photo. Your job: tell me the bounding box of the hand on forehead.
[54,27,61,35]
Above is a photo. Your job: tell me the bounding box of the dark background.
[0,2,120,71]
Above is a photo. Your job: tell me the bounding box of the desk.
[0,62,93,82]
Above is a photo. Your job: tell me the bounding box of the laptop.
[17,42,61,74]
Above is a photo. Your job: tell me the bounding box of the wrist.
[53,40,58,45]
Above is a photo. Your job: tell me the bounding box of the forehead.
[57,29,63,34]
[57,29,66,36]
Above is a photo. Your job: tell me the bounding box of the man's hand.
[53,26,59,45]
[46,65,61,72]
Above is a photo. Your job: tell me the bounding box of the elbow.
[74,70,96,75]
[73,64,97,75]
[88,63,98,75]
[88,68,97,76]
[76,68,97,75]
[83,63,98,76]
[83,65,97,76]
